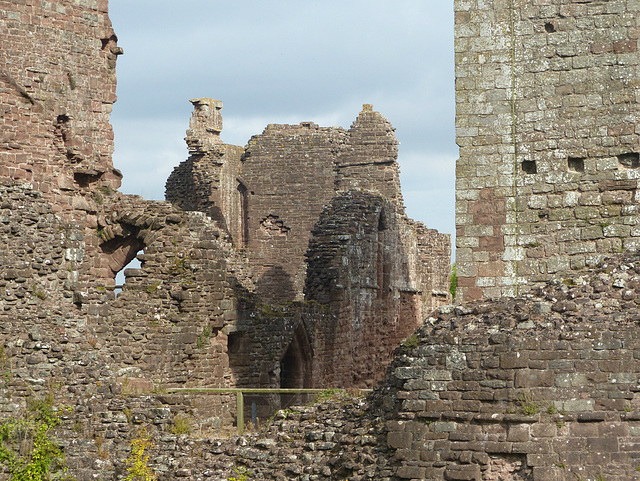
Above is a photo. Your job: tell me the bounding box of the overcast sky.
[108,1,456,240]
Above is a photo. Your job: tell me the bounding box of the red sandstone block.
[507,425,531,442]
[479,235,504,252]
[581,451,610,466]
[613,40,637,53]
[485,442,512,453]
[586,436,618,452]
[599,422,629,437]
[553,437,587,452]
[570,423,599,437]
[532,466,560,481]
[500,352,529,369]
[394,448,421,462]
[387,431,413,449]
[452,400,482,412]
[464,287,483,301]
[619,437,640,452]
[512,440,554,454]
[526,453,559,467]
[590,42,613,54]
[515,369,554,388]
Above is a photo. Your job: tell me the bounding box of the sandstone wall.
[305,191,427,388]
[22,252,640,481]
[336,104,404,209]
[455,0,640,302]
[0,0,122,210]
[0,1,457,478]
[240,122,343,303]
[379,252,640,480]
[165,99,245,241]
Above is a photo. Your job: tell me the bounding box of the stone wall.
[0,1,451,459]
[165,99,245,240]
[16,251,637,481]
[239,121,343,303]
[455,0,640,302]
[336,104,404,209]
[379,251,640,480]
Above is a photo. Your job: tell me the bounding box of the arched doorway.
[280,324,313,407]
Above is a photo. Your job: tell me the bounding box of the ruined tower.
[455,0,640,302]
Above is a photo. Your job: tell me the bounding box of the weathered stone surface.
[455,0,640,302]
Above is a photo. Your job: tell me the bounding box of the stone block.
[515,370,554,387]
[387,431,413,449]
[444,464,481,481]
[562,399,594,412]
[500,352,529,369]
[397,464,426,479]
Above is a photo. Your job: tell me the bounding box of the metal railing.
[167,387,371,434]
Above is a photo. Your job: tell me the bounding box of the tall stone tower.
[455,0,640,302]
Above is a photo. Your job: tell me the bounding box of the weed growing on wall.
[0,394,72,481]
[169,414,192,435]
[515,391,542,415]
[449,263,457,299]
[125,429,157,481]
[401,333,420,349]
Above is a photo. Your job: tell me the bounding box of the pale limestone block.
[502,247,524,261]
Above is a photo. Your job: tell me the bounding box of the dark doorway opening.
[280,324,313,408]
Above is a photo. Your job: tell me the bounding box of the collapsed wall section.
[379,253,640,480]
[455,0,640,302]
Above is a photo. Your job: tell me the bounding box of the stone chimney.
[185,98,224,154]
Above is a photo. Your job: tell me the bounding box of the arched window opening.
[377,211,390,299]
[98,223,144,296]
[280,324,313,408]
[237,180,249,248]
[114,256,142,297]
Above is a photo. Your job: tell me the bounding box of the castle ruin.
[0,0,449,448]
[3,0,640,480]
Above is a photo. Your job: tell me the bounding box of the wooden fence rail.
[166,388,372,434]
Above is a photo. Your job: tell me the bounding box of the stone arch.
[99,223,145,279]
